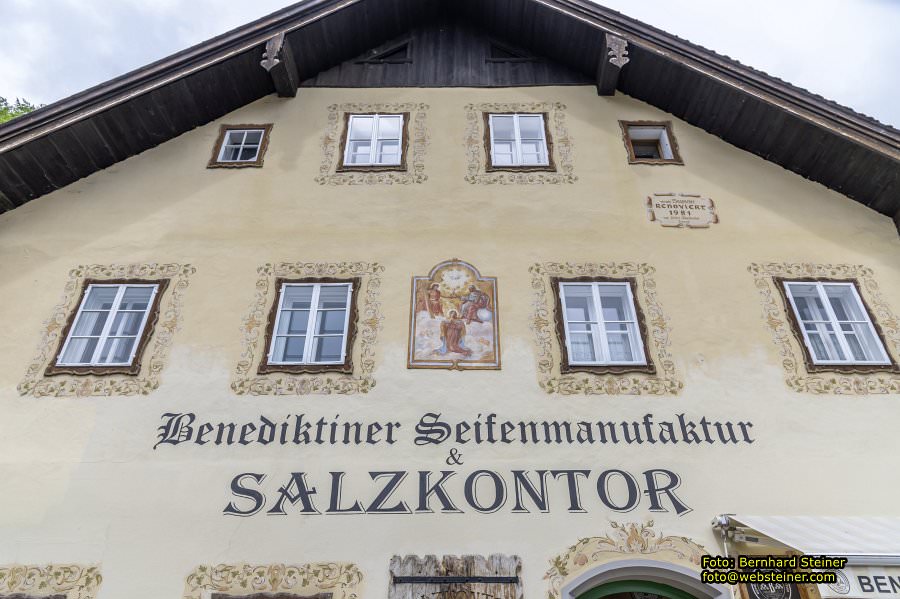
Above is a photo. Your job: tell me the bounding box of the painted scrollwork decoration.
[183,562,363,599]
[530,262,682,395]
[544,521,706,599]
[0,563,102,599]
[316,103,429,185]
[231,261,384,395]
[17,263,195,397]
[465,102,577,185]
[749,262,900,394]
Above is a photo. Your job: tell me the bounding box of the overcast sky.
[1,0,898,126]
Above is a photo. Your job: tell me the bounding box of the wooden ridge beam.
[596,32,629,96]
[260,32,300,98]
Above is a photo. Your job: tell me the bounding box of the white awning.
[720,515,900,565]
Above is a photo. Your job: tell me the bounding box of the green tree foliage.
[0,97,39,124]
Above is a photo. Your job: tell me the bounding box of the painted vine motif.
[749,262,900,394]
[465,102,576,185]
[316,102,429,185]
[231,261,383,395]
[544,521,706,599]
[530,262,681,395]
[0,564,102,598]
[17,263,195,397]
[183,563,363,599]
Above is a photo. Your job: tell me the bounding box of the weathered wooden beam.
[260,32,299,98]
[596,33,629,96]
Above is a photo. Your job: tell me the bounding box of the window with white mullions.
[217,129,265,162]
[784,281,890,365]
[559,282,646,365]
[268,283,353,365]
[343,114,403,166]
[57,284,158,366]
[488,113,549,167]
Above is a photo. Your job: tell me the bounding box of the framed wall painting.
[408,259,500,370]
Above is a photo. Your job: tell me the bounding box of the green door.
[576,580,698,599]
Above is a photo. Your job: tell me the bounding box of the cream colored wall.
[0,85,898,599]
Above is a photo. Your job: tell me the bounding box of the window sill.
[560,363,657,376]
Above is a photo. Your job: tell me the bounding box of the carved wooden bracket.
[260,31,299,98]
[596,33,629,95]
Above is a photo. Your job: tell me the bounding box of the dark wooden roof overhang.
[0,0,898,230]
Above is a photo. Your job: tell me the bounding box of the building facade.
[1,2,899,599]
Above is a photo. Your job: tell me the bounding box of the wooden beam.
[260,32,299,98]
[596,33,629,96]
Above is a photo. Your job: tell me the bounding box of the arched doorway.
[577,579,699,599]
[560,559,727,599]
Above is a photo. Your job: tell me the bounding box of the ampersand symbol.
[445,447,464,465]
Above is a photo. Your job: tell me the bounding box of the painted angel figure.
[439,311,472,356]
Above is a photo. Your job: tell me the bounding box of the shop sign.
[819,567,900,599]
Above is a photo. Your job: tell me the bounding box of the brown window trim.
[483,112,557,173]
[619,120,684,165]
[336,112,410,173]
[207,124,274,169]
[551,276,656,375]
[212,594,333,599]
[44,278,170,377]
[775,277,900,375]
[258,277,361,375]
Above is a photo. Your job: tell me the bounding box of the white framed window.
[620,121,683,164]
[488,113,549,167]
[342,114,404,166]
[783,281,890,365]
[267,282,354,365]
[558,281,647,366]
[217,129,266,163]
[56,284,159,367]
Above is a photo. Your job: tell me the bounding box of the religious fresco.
[408,260,500,369]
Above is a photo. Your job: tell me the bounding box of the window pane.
[71,311,109,336]
[632,140,661,159]
[568,333,596,362]
[493,152,514,165]
[842,323,884,362]
[221,146,242,161]
[312,336,344,362]
[806,333,830,361]
[239,146,259,161]
[607,332,634,362]
[824,286,865,321]
[110,311,145,336]
[599,288,631,321]
[316,310,347,335]
[376,140,400,164]
[789,285,828,322]
[84,287,118,310]
[244,130,263,144]
[377,116,402,139]
[98,337,136,364]
[60,337,99,364]
[119,287,153,310]
[563,286,596,322]
[318,286,349,309]
[226,131,245,145]
[349,117,374,140]
[273,336,306,362]
[518,115,543,138]
[491,116,515,140]
[282,286,313,309]
[347,140,372,163]
[277,310,310,335]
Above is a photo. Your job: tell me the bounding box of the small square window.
[780,279,895,371]
[258,278,360,374]
[552,277,655,374]
[339,113,408,170]
[47,280,168,376]
[486,113,554,170]
[620,120,683,164]
[208,124,272,168]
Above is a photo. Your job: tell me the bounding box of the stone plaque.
[646,193,718,228]
[389,555,522,599]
